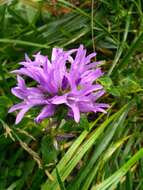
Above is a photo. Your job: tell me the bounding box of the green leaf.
[82,136,130,190]
[0,38,50,48]
[0,96,12,107]
[91,148,143,190]
[98,76,113,89]
[107,86,121,97]
[41,135,57,165]
[42,103,131,190]
[56,167,66,190]
[77,115,89,131]
[120,77,142,94]
[115,32,143,73]
[68,103,130,190]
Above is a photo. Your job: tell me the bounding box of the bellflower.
[9,45,109,124]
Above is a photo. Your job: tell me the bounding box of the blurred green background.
[0,0,143,190]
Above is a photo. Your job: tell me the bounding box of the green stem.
[0,38,50,49]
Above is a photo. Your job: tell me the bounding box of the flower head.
[9,45,109,124]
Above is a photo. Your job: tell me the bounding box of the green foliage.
[41,135,57,165]
[0,0,143,190]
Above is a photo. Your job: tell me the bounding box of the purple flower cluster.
[9,45,109,124]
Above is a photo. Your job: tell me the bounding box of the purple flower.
[9,45,109,124]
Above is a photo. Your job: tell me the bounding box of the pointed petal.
[51,95,67,105]
[15,106,31,124]
[79,84,103,96]
[51,48,63,61]
[85,52,96,64]
[11,87,27,99]
[94,107,107,114]
[8,102,25,113]
[94,103,110,108]
[92,90,105,101]
[25,53,31,62]
[85,61,101,70]
[35,104,55,123]
[33,52,48,65]
[17,75,26,88]
[69,104,80,123]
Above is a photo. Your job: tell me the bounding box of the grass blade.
[82,136,130,190]
[91,148,143,190]
[0,38,50,48]
[56,167,66,190]
[42,103,131,190]
[68,104,131,190]
[114,32,143,73]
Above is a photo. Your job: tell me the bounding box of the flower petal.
[15,106,31,124]
[69,103,80,123]
[8,102,25,113]
[35,104,55,123]
[11,87,27,99]
[51,95,67,105]
[51,48,63,61]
